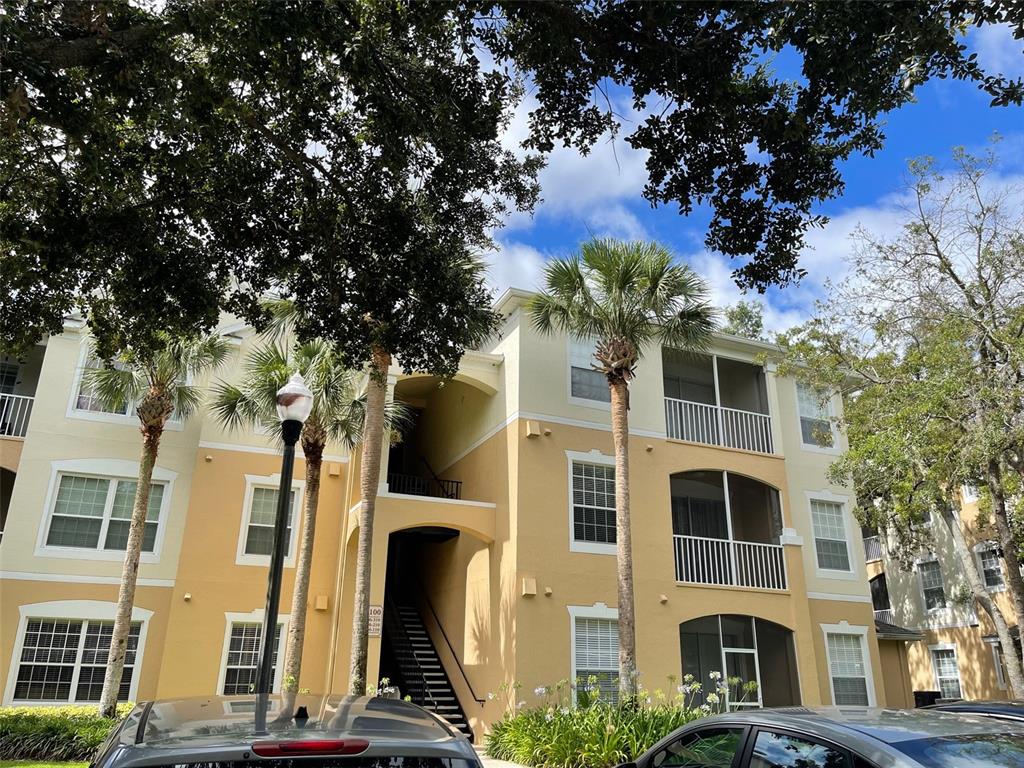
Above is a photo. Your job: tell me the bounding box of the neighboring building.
[1,290,886,739]
[864,486,1016,705]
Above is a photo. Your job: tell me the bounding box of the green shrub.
[0,704,132,761]
[485,675,756,768]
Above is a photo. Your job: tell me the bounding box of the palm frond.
[172,385,203,420]
[81,361,145,413]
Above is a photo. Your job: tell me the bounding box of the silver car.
[617,706,1024,768]
[91,694,480,768]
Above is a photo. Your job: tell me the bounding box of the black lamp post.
[255,373,313,728]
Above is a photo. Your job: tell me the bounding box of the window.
[13,618,140,703]
[992,643,1009,690]
[45,474,164,553]
[826,632,870,706]
[222,623,282,695]
[74,357,132,415]
[571,461,616,546]
[0,361,18,394]
[652,728,745,768]
[810,499,851,572]
[569,338,609,403]
[243,487,297,556]
[962,485,980,503]
[796,383,835,448]
[573,616,618,704]
[918,560,946,611]
[931,647,962,699]
[978,546,1004,589]
[749,731,850,768]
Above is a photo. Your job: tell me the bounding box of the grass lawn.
[0,762,88,768]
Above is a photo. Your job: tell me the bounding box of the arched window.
[679,615,800,709]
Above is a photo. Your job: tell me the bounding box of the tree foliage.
[720,300,767,341]
[4,1,1024,358]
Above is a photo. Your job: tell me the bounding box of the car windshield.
[895,733,1024,767]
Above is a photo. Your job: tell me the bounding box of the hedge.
[0,705,132,761]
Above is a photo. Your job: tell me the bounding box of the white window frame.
[3,600,152,706]
[66,341,184,430]
[568,603,618,705]
[987,639,1008,691]
[961,485,980,504]
[820,622,876,707]
[566,450,617,556]
[235,473,304,567]
[795,382,840,455]
[916,557,949,613]
[929,643,963,700]
[974,542,1006,592]
[35,459,176,563]
[566,336,610,410]
[216,610,290,695]
[805,491,856,580]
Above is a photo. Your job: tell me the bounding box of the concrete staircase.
[383,601,472,740]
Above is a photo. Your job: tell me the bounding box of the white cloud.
[971,24,1024,79]
[483,239,550,296]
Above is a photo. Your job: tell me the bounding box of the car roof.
[693,706,1024,747]
[930,700,1024,717]
[130,694,460,747]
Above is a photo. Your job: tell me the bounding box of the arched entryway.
[679,614,800,708]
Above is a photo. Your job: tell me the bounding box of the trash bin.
[914,690,942,708]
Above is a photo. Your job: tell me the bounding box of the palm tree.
[529,238,715,699]
[212,337,407,696]
[85,332,230,718]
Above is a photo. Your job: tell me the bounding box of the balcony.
[663,349,773,454]
[0,393,33,438]
[386,472,462,500]
[874,608,895,624]
[863,535,882,562]
[674,535,787,591]
[671,470,787,591]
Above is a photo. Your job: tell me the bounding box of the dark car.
[616,706,1024,768]
[91,694,480,768]
[926,699,1024,724]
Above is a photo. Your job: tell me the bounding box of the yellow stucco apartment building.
[864,487,1017,705]
[0,289,909,739]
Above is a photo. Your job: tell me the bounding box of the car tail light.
[252,739,370,757]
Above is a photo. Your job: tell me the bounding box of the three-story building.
[1,289,892,739]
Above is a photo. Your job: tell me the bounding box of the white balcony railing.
[0,393,34,438]
[674,534,787,591]
[664,398,773,454]
[874,608,895,624]
[863,535,883,562]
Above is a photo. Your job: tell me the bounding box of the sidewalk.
[476,747,530,768]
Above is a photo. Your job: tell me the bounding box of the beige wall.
[878,640,915,708]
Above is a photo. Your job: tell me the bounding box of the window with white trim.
[978,546,1004,589]
[0,361,19,394]
[223,622,282,695]
[74,356,132,415]
[992,643,1008,690]
[919,559,946,611]
[45,474,164,552]
[573,617,618,704]
[13,618,140,703]
[572,462,616,545]
[569,338,609,403]
[962,485,980,503]
[931,648,962,699]
[243,488,297,556]
[796,383,835,448]
[825,632,869,706]
[810,499,851,572]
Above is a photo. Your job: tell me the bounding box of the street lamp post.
[255,373,313,725]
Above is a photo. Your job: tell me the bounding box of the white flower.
[717,683,729,694]
[677,685,686,693]
[699,703,712,714]
[517,700,526,709]
[487,692,496,701]
[545,712,554,722]
[706,693,720,705]
[560,707,570,715]
[683,674,694,683]
[709,671,722,681]
[534,686,547,696]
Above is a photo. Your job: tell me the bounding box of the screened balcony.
[671,470,786,591]
[663,350,773,454]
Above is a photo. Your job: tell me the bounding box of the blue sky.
[485,24,1024,332]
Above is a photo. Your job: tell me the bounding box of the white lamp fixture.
[276,372,314,423]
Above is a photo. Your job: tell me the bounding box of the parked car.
[926,699,1024,724]
[616,706,1024,768]
[91,694,480,768]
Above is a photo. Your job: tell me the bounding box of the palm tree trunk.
[98,421,162,718]
[282,440,323,694]
[609,378,637,700]
[986,461,1024,664]
[349,346,390,695]
[941,505,1024,697]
